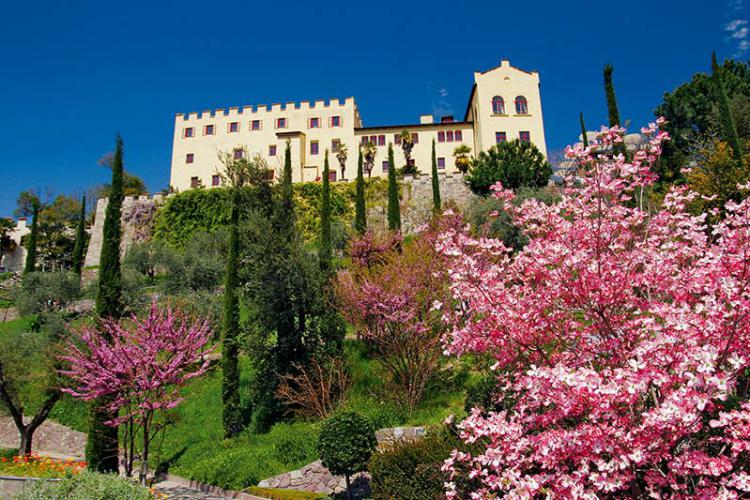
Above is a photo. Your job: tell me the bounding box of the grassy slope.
[1,313,470,491]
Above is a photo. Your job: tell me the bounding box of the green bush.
[15,271,80,315]
[19,471,153,499]
[465,140,552,195]
[369,427,460,500]
[246,486,331,500]
[317,412,376,486]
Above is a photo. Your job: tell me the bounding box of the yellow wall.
[169,60,547,191]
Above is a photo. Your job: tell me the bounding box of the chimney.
[440,115,454,123]
[419,114,434,124]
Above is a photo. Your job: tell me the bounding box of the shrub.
[317,411,376,497]
[246,487,331,500]
[19,470,153,499]
[15,271,80,315]
[369,427,460,500]
[276,357,352,419]
[465,139,551,194]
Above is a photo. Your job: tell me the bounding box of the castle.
[170,60,547,191]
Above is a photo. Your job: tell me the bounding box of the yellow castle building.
[169,59,547,191]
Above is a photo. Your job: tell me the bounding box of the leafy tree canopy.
[465,140,551,195]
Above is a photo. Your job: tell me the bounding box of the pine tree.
[354,149,366,234]
[603,64,625,156]
[89,134,125,473]
[23,202,39,274]
[387,144,401,231]
[712,52,744,165]
[431,139,441,213]
[320,150,332,271]
[579,112,589,149]
[221,183,243,438]
[71,194,86,276]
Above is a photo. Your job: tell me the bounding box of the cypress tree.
[603,64,625,156]
[320,150,332,271]
[71,194,86,276]
[579,112,589,149]
[89,134,125,473]
[279,140,294,238]
[23,202,39,274]
[431,139,441,213]
[712,52,744,164]
[221,183,242,438]
[603,64,621,128]
[387,144,401,231]
[354,149,366,234]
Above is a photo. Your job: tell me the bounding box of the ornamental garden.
[1,57,750,499]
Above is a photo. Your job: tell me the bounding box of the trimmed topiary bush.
[317,411,376,499]
[19,471,153,499]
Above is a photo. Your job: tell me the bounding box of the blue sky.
[0,0,743,216]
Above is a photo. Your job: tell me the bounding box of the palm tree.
[399,130,416,175]
[362,141,377,178]
[453,144,472,174]
[335,143,348,180]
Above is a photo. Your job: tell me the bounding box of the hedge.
[153,179,391,248]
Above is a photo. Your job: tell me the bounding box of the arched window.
[515,96,528,114]
[492,96,505,115]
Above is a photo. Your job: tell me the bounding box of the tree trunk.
[19,427,33,456]
[345,474,352,500]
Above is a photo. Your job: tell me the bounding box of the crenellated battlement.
[176,97,357,122]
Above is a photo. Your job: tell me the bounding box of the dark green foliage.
[23,203,39,274]
[431,139,441,213]
[386,144,401,231]
[655,58,750,185]
[15,272,80,316]
[712,52,744,164]
[96,134,125,320]
[320,150,332,271]
[318,411,376,497]
[466,186,558,250]
[579,112,589,149]
[369,427,461,500]
[222,186,244,438]
[603,64,621,127]
[71,194,86,276]
[464,374,503,414]
[279,141,295,239]
[466,140,552,195]
[355,149,366,234]
[89,134,124,474]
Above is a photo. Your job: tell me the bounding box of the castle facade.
[169,60,547,191]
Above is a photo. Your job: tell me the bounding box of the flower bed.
[0,453,86,478]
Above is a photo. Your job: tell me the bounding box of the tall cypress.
[354,149,366,234]
[579,112,589,149]
[71,194,86,276]
[23,202,39,274]
[320,150,332,271]
[712,52,744,164]
[221,183,242,438]
[89,134,125,473]
[387,144,401,231]
[603,64,625,156]
[431,139,441,213]
[279,140,294,239]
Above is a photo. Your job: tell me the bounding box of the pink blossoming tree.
[61,301,213,484]
[437,120,750,498]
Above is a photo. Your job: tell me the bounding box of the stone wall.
[84,194,168,268]
[364,174,476,235]
[83,175,475,267]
